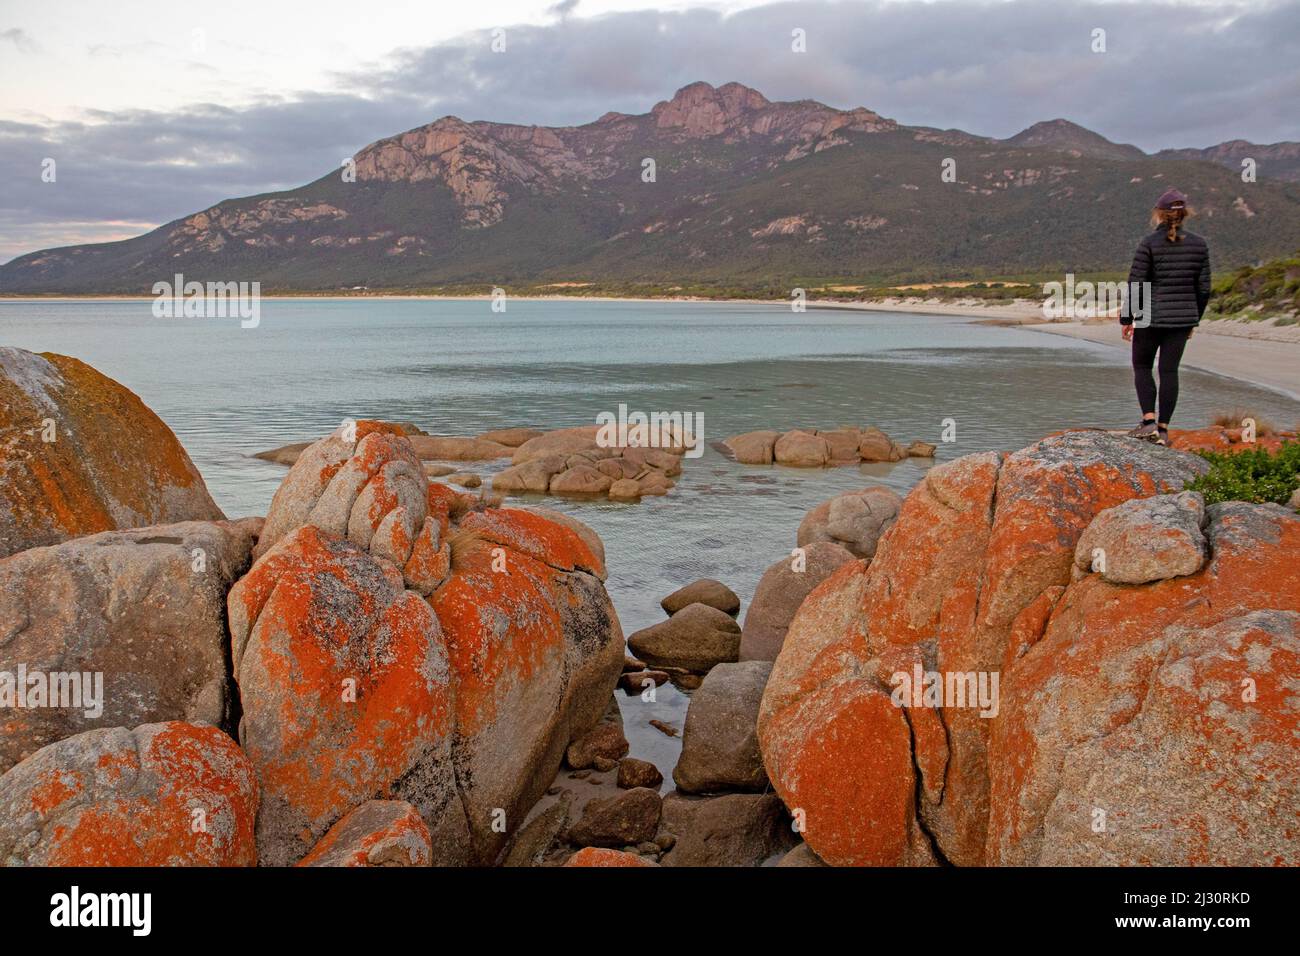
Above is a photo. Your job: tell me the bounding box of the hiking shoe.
[1126,421,1158,441]
[1155,427,1170,447]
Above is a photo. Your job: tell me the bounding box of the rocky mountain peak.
[652,81,770,136]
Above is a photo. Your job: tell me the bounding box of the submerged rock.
[774,430,831,467]
[723,430,781,464]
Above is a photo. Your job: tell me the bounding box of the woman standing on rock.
[1121,188,1212,447]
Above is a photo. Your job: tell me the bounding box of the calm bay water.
[5,298,1297,772]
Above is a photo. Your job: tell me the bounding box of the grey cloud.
[4,0,1299,262]
[2,27,38,52]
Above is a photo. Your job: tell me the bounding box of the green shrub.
[1186,442,1300,506]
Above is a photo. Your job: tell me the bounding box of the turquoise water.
[5,298,1296,770]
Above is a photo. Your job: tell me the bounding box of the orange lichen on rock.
[461,506,605,578]
[563,846,658,867]
[254,426,426,561]
[227,524,465,866]
[297,799,432,867]
[226,426,623,867]
[1169,425,1294,454]
[0,348,223,558]
[0,722,257,866]
[988,501,1300,865]
[759,432,1216,867]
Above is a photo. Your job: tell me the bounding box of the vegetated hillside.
[1206,250,1300,324]
[4,81,1300,295]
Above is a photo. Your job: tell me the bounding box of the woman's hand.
[1188,327,1195,339]
[1122,325,1134,342]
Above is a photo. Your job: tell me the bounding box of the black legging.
[1132,326,1192,425]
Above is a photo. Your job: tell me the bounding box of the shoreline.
[0,292,1047,320]
[1019,321,1300,402]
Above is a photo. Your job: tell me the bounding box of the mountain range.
[4,81,1300,294]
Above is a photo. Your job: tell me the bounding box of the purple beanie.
[1155,188,1188,210]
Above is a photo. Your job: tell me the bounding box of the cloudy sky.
[2,0,1297,261]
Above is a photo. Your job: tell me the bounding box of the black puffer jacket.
[1120,228,1211,327]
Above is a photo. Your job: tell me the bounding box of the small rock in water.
[618,670,671,694]
[627,603,742,674]
[649,719,679,737]
[661,578,741,616]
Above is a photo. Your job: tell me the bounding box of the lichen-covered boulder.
[297,800,432,867]
[0,722,257,866]
[228,524,468,866]
[230,429,624,867]
[988,501,1300,865]
[759,432,1212,866]
[0,348,223,559]
[428,507,623,862]
[0,518,261,772]
[253,420,426,561]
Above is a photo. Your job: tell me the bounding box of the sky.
[2,0,1298,261]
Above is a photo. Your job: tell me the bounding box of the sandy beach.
[1019,320,1300,401]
